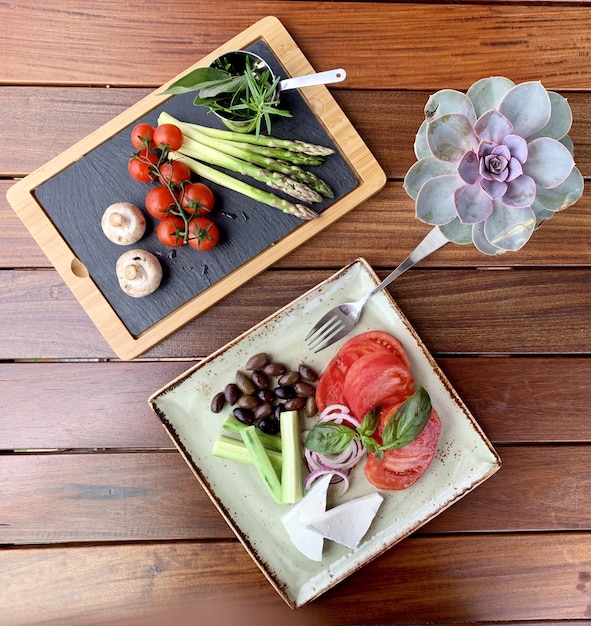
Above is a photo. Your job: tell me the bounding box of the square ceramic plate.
[149,258,501,608]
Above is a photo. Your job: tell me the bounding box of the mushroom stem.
[124,263,140,280]
[108,212,126,228]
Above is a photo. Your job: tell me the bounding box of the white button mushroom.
[102,202,146,245]
[116,249,163,298]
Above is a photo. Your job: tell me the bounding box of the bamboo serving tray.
[6,16,386,360]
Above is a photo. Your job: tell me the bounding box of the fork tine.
[305,315,341,346]
[307,318,349,352]
[304,312,337,341]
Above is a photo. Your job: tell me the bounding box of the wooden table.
[1,2,590,625]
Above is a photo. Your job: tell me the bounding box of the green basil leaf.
[359,409,379,438]
[361,435,381,457]
[381,387,432,450]
[304,423,356,455]
[163,67,232,95]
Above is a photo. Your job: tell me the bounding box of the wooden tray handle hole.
[71,257,89,278]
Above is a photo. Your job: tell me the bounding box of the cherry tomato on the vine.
[187,217,220,251]
[153,124,184,151]
[180,182,215,215]
[158,160,192,185]
[128,149,158,182]
[156,216,186,247]
[130,123,155,150]
[145,185,178,219]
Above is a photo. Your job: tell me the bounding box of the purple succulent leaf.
[480,177,508,199]
[533,166,584,212]
[424,89,477,124]
[466,76,515,118]
[454,183,494,224]
[531,200,556,226]
[414,120,431,159]
[503,134,528,164]
[502,174,536,208]
[403,156,457,200]
[427,113,479,163]
[474,109,514,144]
[522,137,575,189]
[472,221,506,255]
[498,81,551,139]
[478,140,495,158]
[457,151,480,184]
[506,157,523,182]
[483,154,509,181]
[416,174,463,225]
[439,219,474,245]
[527,91,573,141]
[483,201,536,251]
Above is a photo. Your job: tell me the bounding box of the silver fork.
[305,227,448,352]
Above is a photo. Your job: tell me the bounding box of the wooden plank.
[4,180,591,270]
[3,88,591,180]
[2,358,590,450]
[1,446,590,545]
[2,3,591,89]
[2,534,591,625]
[0,268,589,359]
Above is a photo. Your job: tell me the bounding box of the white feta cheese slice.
[281,473,332,561]
[303,492,384,550]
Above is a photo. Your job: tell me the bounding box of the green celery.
[280,410,304,504]
[220,416,282,451]
[212,434,282,469]
[240,425,282,503]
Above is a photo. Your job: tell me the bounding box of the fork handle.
[366,227,448,300]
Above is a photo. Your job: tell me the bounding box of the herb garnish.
[304,387,433,462]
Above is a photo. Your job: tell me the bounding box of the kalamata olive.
[210,392,225,414]
[284,397,306,411]
[305,395,318,418]
[235,370,255,395]
[257,389,274,404]
[245,352,270,371]
[251,369,270,389]
[224,383,240,405]
[233,407,254,425]
[258,417,280,435]
[274,385,295,399]
[238,394,259,410]
[262,362,286,377]
[294,381,315,398]
[278,371,300,386]
[274,403,285,420]
[298,363,319,382]
[254,403,272,420]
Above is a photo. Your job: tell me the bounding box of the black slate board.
[33,40,358,337]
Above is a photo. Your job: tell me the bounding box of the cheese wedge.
[303,492,384,550]
[281,473,332,561]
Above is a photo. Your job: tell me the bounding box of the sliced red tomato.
[315,331,412,415]
[364,409,441,490]
[343,351,414,420]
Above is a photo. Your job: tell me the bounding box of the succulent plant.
[403,77,584,254]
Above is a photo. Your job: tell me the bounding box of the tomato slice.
[364,409,441,490]
[343,351,414,420]
[315,331,412,413]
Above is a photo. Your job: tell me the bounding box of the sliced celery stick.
[280,410,304,504]
[212,434,282,469]
[221,416,282,451]
[240,425,282,503]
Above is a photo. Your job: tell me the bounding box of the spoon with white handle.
[279,69,346,91]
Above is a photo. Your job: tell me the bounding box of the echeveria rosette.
[403,77,584,255]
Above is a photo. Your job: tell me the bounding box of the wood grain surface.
[1,1,590,625]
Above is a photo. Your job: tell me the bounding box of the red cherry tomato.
[128,149,158,182]
[153,124,184,151]
[158,160,191,184]
[180,182,215,215]
[187,217,220,251]
[130,123,155,149]
[145,185,178,219]
[156,216,186,247]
